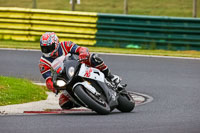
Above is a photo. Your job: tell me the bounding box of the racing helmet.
[40,32,59,57]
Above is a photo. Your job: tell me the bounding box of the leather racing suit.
[39,41,110,109]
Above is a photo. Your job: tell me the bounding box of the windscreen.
[51,56,66,74]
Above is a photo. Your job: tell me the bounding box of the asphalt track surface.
[0,49,200,133]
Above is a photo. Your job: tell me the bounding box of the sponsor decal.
[84,68,93,77]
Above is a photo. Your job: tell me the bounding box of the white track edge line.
[1,48,200,60]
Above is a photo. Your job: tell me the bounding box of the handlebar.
[78,58,88,62]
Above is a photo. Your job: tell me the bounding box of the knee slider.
[60,100,74,109]
[91,53,103,64]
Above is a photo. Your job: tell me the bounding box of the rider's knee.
[90,53,103,66]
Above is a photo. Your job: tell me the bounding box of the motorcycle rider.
[39,32,121,109]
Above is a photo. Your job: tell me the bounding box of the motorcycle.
[51,54,135,115]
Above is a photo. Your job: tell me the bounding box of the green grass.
[0,0,199,17]
[0,76,48,106]
[1,40,200,58]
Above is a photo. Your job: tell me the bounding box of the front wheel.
[74,85,110,115]
[117,92,135,112]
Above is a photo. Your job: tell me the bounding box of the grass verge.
[0,0,199,17]
[0,76,48,106]
[0,40,200,58]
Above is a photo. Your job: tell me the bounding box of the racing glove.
[79,47,90,61]
[46,78,56,93]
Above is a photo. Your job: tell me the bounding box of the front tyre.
[74,85,110,115]
[117,92,135,112]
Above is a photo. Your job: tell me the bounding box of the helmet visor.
[41,43,55,54]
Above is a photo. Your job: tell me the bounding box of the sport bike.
[51,54,135,115]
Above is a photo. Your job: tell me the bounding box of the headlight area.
[56,80,67,87]
[68,66,75,77]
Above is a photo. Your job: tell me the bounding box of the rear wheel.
[74,85,110,115]
[117,92,135,112]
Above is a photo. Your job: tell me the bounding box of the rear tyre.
[117,93,135,112]
[74,85,110,115]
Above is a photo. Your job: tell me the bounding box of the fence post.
[32,0,37,9]
[71,0,75,11]
[193,0,197,17]
[124,0,128,14]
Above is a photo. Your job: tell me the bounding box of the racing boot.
[103,68,122,86]
[89,53,121,86]
[107,73,121,86]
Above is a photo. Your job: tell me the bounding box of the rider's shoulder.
[60,41,75,47]
[40,55,53,63]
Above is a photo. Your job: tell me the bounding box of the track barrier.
[0,7,200,50]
